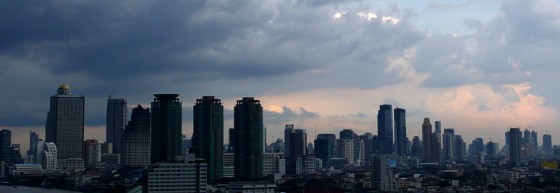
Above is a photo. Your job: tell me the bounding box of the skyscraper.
[121,105,151,167]
[0,130,11,162]
[472,138,484,155]
[284,124,294,160]
[84,139,101,169]
[531,130,538,154]
[234,97,264,180]
[27,131,40,162]
[422,118,432,162]
[410,136,421,158]
[543,134,552,155]
[45,84,84,163]
[377,104,393,154]
[394,108,407,156]
[453,135,465,161]
[339,129,356,140]
[372,155,396,192]
[442,129,454,161]
[314,134,336,165]
[106,97,127,154]
[286,129,306,175]
[434,121,442,161]
[151,94,182,163]
[508,128,522,166]
[192,96,224,183]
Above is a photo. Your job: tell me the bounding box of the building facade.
[145,155,207,193]
[377,104,393,154]
[508,128,522,166]
[394,108,407,156]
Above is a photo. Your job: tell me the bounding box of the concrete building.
[223,153,234,178]
[106,97,127,154]
[144,155,207,193]
[543,134,552,155]
[83,139,101,169]
[39,142,57,170]
[314,134,336,165]
[509,128,522,166]
[45,84,84,169]
[372,155,397,192]
[394,108,407,156]
[337,138,354,165]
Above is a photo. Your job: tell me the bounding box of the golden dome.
[58,83,70,91]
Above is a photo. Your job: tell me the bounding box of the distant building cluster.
[1,83,559,193]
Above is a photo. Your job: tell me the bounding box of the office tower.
[337,139,354,165]
[422,118,432,162]
[0,130,11,162]
[531,130,538,154]
[40,142,57,170]
[314,134,336,165]
[106,97,127,154]
[101,142,113,155]
[434,121,442,140]
[486,141,497,159]
[508,128,522,166]
[144,154,207,193]
[192,96,224,183]
[410,136,421,157]
[453,135,465,161]
[284,124,294,160]
[151,94,182,163]
[122,105,151,167]
[372,155,396,192]
[84,139,101,169]
[286,129,307,175]
[543,134,552,154]
[372,135,379,154]
[394,108,407,156]
[339,129,356,140]
[431,132,441,162]
[234,97,264,180]
[354,138,365,165]
[472,138,484,155]
[442,129,454,161]
[27,131,40,162]
[307,143,314,155]
[377,104,393,154]
[45,84,85,164]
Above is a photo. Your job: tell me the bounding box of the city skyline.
[4,0,560,153]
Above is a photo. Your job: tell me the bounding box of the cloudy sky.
[2,0,560,152]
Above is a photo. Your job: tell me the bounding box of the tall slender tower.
[106,97,127,154]
[45,84,84,162]
[543,134,552,155]
[508,128,522,166]
[150,94,182,163]
[121,105,151,167]
[192,96,224,183]
[421,118,432,162]
[442,129,454,161]
[394,108,406,156]
[234,97,264,180]
[0,130,11,162]
[377,104,393,154]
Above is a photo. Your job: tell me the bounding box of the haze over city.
[3,0,560,153]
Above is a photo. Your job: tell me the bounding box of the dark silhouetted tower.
[192,96,224,183]
[394,108,406,156]
[106,97,127,154]
[151,94,182,163]
[234,97,263,180]
[377,104,393,154]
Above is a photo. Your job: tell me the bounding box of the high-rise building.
[337,139,354,165]
[472,138,484,155]
[234,97,264,180]
[151,94,182,163]
[227,128,236,153]
[83,139,101,169]
[121,105,151,167]
[106,97,127,154]
[353,138,365,165]
[508,128,522,166]
[284,124,294,160]
[377,104,393,154]
[543,134,552,155]
[40,142,57,170]
[486,141,497,159]
[434,121,442,161]
[410,136,421,158]
[339,129,356,140]
[531,130,538,154]
[361,133,374,165]
[442,129,454,161]
[422,118,432,162]
[394,108,407,156]
[26,131,40,162]
[192,96,224,183]
[314,134,336,165]
[45,84,84,165]
[0,130,11,162]
[453,135,465,161]
[372,155,396,192]
[286,129,307,175]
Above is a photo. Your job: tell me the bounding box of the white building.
[263,153,285,176]
[38,142,57,170]
[372,155,397,192]
[227,182,276,193]
[11,164,42,176]
[337,139,354,165]
[145,154,207,193]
